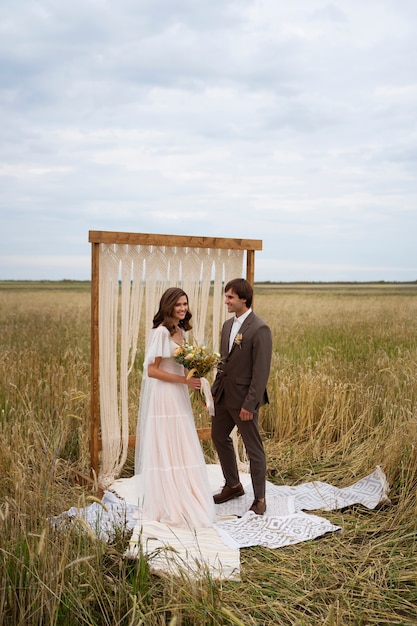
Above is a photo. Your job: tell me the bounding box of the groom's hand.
[239,408,253,421]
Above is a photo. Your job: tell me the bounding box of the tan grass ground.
[1,281,416,625]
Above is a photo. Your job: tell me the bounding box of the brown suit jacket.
[211,311,272,413]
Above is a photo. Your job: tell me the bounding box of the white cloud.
[0,255,88,268]
[0,164,72,178]
[0,0,417,281]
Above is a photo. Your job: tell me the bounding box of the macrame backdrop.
[97,242,245,486]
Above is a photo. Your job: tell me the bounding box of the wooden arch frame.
[88,230,262,477]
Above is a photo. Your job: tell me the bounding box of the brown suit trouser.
[211,397,266,500]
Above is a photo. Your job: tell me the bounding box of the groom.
[211,278,272,515]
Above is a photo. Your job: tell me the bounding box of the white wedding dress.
[134,325,216,528]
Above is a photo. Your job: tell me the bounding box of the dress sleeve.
[144,326,172,367]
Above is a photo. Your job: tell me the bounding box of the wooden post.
[90,241,100,478]
[246,249,255,286]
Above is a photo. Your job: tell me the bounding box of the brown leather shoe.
[213,482,245,504]
[249,499,266,515]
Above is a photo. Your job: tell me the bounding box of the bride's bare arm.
[148,358,201,390]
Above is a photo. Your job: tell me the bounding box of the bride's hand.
[186,376,201,391]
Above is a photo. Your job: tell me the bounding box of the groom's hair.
[225,278,253,308]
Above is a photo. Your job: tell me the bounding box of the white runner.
[53,465,390,581]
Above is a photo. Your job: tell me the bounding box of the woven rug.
[54,465,390,580]
[113,465,390,579]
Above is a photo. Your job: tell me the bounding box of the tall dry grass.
[1,281,416,625]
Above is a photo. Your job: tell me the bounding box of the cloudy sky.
[1,0,416,282]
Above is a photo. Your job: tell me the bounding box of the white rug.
[54,465,390,581]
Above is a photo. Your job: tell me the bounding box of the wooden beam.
[89,230,262,251]
[196,427,212,441]
[97,427,212,452]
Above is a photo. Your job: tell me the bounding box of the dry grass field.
[1,280,416,625]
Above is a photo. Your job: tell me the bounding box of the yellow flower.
[234,333,243,347]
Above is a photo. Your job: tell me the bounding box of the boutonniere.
[234,333,243,348]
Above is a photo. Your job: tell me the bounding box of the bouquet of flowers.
[174,342,221,379]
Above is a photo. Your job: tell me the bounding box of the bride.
[134,287,216,528]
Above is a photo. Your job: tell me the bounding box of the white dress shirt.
[229,308,252,352]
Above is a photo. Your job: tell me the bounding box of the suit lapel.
[238,311,254,338]
[223,318,234,354]
[227,311,254,354]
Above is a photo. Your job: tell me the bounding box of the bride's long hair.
[152,287,193,335]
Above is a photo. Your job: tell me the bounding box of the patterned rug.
[54,465,390,581]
